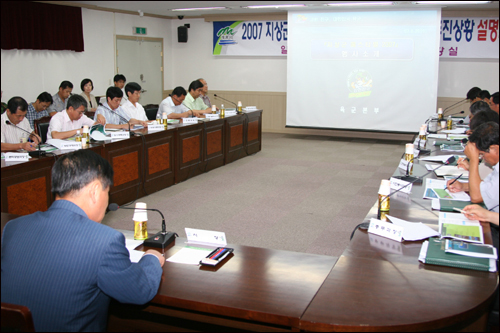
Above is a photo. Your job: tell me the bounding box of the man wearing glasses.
[47,95,106,140]
[157,86,200,119]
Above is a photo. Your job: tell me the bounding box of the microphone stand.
[6,121,45,158]
[101,104,131,133]
[213,94,240,112]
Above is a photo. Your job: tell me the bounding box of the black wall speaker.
[178,26,188,43]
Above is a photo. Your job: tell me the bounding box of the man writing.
[47,95,106,140]
[1,96,41,151]
[157,86,196,119]
[26,92,53,129]
[448,122,499,213]
[122,82,149,122]
[95,87,148,129]
[1,149,165,331]
[47,81,73,114]
[183,80,212,115]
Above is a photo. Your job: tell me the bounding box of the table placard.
[5,152,29,162]
[60,142,82,150]
[205,114,220,120]
[413,139,427,149]
[111,131,130,140]
[390,177,413,194]
[398,159,413,171]
[368,218,404,242]
[225,110,237,116]
[182,118,198,124]
[148,124,165,132]
[185,228,227,247]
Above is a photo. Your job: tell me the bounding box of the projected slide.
[286,10,441,133]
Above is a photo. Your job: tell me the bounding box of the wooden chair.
[34,116,51,144]
[84,111,95,119]
[1,302,35,332]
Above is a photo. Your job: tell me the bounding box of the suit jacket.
[1,200,162,332]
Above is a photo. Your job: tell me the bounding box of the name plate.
[225,110,237,116]
[60,142,82,150]
[368,218,403,242]
[413,139,427,149]
[5,152,29,162]
[398,159,413,171]
[185,228,227,247]
[148,124,165,132]
[182,117,198,124]
[390,177,413,194]
[111,131,130,140]
[205,114,220,120]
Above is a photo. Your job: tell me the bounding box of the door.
[116,36,163,106]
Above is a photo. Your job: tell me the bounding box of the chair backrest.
[34,116,51,144]
[145,107,159,121]
[84,111,95,119]
[1,302,35,332]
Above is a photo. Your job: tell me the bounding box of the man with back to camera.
[157,86,198,119]
[1,96,41,152]
[95,86,148,129]
[114,74,127,106]
[1,149,165,331]
[47,94,106,140]
[26,92,53,129]
[183,79,212,115]
[448,122,499,213]
[122,82,149,122]
[490,92,499,114]
[47,80,73,114]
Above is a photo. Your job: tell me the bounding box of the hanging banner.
[440,17,499,59]
[213,20,288,56]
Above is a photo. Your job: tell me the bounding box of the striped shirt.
[1,112,34,144]
[26,103,50,129]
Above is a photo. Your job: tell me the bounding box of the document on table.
[439,212,483,244]
[125,238,144,263]
[425,164,469,178]
[423,178,470,201]
[419,155,463,163]
[441,128,467,134]
[166,246,213,265]
[387,215,439,241]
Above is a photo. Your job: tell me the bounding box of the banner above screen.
[213,20,288,56]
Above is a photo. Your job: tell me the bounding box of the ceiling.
[67,1,499,18]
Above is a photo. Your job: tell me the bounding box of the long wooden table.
[1,111,262,215]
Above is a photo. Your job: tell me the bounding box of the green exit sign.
[133,27,147,35]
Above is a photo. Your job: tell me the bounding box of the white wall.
[1,9,498,102]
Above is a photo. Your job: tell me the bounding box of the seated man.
[1,149,164,331]
[157,86,195,119]
[47,80,73,114]
[198,78,212,108]
[122,82,148,122]
[466,86,482,104]
[491,92,499,114]
[95,87,147,129]
[448,122,499,213]
[183,80,212,115]
[1,96,41,152]
[114,74,127,106]
[47,95,105,140]
[26,92,53,129]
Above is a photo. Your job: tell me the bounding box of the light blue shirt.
[480,162,499,213]
[94,102,130,125]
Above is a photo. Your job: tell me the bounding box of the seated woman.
[80,78,98,112]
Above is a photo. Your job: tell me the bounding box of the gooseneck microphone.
[442,99,467,114]
[108,203,177,249]
[6,121,45,158]
[101,104,131,132]
[377,156,457,219]
[213,94,237,107]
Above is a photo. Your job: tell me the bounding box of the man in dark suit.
[1,150,165,331]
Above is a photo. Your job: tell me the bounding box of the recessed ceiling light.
[244,4,306,9]
[171,7,228,12]
[327,2,394,6]
[414,1,490,4]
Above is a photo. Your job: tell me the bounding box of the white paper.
[433,166,469,178]
[166,246,213,265]
[428,134,447,139]
[387,215,440,241]
[423,178,470,201]
[129,250,145,263]
[441,128,466,134]
[419,155,463,163]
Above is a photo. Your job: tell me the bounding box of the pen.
[212,249,227,261]
[445,173,463,189]
[209,248,224,260]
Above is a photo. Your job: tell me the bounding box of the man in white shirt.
[114,74,127,106]
[95,87,147,130]
[157,87,196,119]
[1,96,41,151]
[122,83,148,122]
[47,95,106,140]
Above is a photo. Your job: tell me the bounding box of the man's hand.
[446,178,467,193]
[457,157,470,171]
[144,249,165,267]
[30,133,42,145]
[464,142,480,163]
[95,114,106,125]
[463,204,499,225]
[22,141,37,151]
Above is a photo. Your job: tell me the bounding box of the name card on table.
[60,142,82,150]
[5,152,29,162]
[413,139,427,149]
[368,218,404,242]
[185,228,227,247]
[390,177,413,194]
[111,131,130,140]
[398,159,413,172]
[205,114,220,120]
[148,124,165,132]
[182,117,198,124]
[225,110,237,117]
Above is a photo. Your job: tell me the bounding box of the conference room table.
[1,111,263,215]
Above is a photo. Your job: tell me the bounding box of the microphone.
[377,156,456,219]
[6,121,45,158]
[213,94,238,108]
[447,110,465,117]
[108,203,178,249]
[442,99,467,114]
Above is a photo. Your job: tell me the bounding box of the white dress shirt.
[121,100,148,121]
[157,96,189,118]
[47,109,95,140]
[1,112,34,143]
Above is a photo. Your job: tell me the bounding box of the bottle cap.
[212,105,216,111]
[162,112,167,119]
[83,125,89,133]
[237,101,242,106]
[133,202,148,221]
[438,108,443,114]
[378,179,391,196]
[405,143,414,154]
